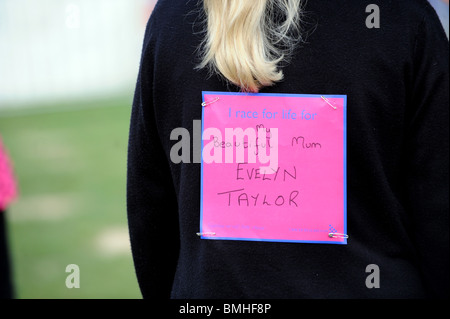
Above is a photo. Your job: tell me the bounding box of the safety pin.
[321,96,337,110]
[328,233,349,239]
[197,232,216,237]
[201,97,220,107]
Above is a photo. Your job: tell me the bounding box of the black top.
[127,0,449,299]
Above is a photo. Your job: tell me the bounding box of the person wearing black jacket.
[127,0,449,299]
[0,138,17,299]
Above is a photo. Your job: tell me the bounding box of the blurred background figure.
[429,0,449,38]
[0,137,17,299]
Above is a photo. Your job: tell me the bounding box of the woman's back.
[127,0,449,298]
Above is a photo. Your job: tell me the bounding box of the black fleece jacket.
[127,0,449,299]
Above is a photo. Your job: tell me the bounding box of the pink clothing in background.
[0,138,17,211]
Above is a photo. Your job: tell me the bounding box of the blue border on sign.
[200,91,348,245]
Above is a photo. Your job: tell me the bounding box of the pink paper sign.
[200,92,347,244]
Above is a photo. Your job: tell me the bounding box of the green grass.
[0,97,142,299]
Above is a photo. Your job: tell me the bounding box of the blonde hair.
[198,0,303,92]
